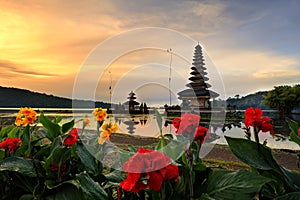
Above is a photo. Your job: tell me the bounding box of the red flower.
[244,107,273,135]
[64,128,79,147]
[172,114,200,134]
[298,127,300,137]
[0,138,21,153]
[120,148,179,193]
[194,126,209,143]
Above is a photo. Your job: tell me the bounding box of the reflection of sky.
[70,113,300,151]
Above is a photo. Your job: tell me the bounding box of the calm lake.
[1,108,299,151]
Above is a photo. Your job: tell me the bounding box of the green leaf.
[21,125,31,157]
[156,136,168,151]
[62,120,75,134]
[204,170,272,200]
[45,184,84,200]
[290,131,300,146]
[0,157,36,177]
[200,193,216,200]
[274,192,300,200]
[54,116,63,124]
[225,136,280,171]
[287,119,299,135]
[0,125,14,138]
[154,108,163,135]
[226,137,299,191]
[19,194,34,200]
[76,143,98,174]
[44,146,70,178]
[159,137,188,161]
[280,166,300,188]
[76,173,108,199]
[105,169,122,182]
[40,113,61,140]
[287,119,300,145]
[7,126,20,138]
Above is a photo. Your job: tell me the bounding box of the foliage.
[1,107,300,199]
[226,91,269,110]
[263,85,300,116]
[0,86,111,108]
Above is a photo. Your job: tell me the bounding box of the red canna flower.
[120,148,179,193]
[0,138,21,153]
[298,127,300,137]
[64,128,79,147]
[172,113,200,134]
[244,107,273,135]
[194,126,209,143]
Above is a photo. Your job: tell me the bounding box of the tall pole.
[109,71,112,109]
[167,48,173,106]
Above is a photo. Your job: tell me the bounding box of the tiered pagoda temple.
[178,44,219,110]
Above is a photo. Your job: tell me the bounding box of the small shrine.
[123,91,149,114]
[178,44,219,109]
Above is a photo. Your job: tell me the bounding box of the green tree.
[263,85,300,116]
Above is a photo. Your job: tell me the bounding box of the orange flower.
[82,117,90,127]
[15,107,37,126]
[92,107,107,122]
[98,122,117,144]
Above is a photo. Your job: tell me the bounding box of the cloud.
[0,60,58,78]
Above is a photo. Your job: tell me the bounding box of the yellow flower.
[97,122,118,144]
[82,117,90,127]
[15,107,37,127]
[92,108,107,122]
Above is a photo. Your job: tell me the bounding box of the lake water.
[1,108,299,151]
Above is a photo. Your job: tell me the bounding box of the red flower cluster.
[172,113,208,143]
[0,138,21,153]
[120,148,179,193]
[298,127,300,137]
[64,128,79,147]
[244,108,274,134]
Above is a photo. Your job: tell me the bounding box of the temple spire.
[177,44,219,109]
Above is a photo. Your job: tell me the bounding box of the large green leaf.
[225,136,281,171]
[0,157,36,177]
[45,184,84,200]
[274,192,300,200]
[76,143,98,174]
[280,166,300,189]
[39,113,61,140]
[76,173,108,199]
[226,136,300,191]
[203,170,272,200]
[105,169,122,183]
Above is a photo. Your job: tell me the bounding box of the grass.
[203,158,250,171]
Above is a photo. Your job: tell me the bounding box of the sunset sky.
[1,0,299,106]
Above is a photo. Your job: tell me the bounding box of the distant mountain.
[226,91,270,110]
[0,86,111,108]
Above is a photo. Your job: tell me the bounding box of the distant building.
[123,91,149,114]
[178,44,219,110]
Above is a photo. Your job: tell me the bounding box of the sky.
[1,0,300,106]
